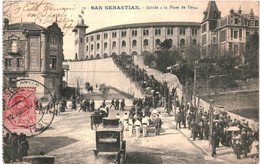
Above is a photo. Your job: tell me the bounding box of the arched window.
[156,39,161,46]
[112,41,116,48]
[132,40,137,47]
[180,39,185,47]
[122,40,126,47]
[169,39,173,46]
[144,39,148,46]
[91,44,93,50]
[97,43,100,50]
[192,39,197,46]
[96,54,100,59]
[104,42,107,49]
[86,45,88,51]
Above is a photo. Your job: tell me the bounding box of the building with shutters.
[3,18,64,98]
[73,1,258,62]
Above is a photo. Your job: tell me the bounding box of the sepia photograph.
[2,0,259,163]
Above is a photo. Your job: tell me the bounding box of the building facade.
[3,19,64,98]
[201,1,259,60]
[73,1,258,61]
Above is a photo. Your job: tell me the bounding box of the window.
[112,32,117,38]
[10,40,18,53]
[180,39,185,47]
[50,36,57,45]
[97,34,100,40]
[180,28,185,35]
[132,40,137,47]
[91,36,94,41]
[86,37,88,42]
[97,43,100,50]
[192,39,197,46]
[5,58,11,67]
[235,18,238,24]
[121,31,126,37]
[239,29,242,39]
[132,30,137,36]
[167,28,173,35]
[143,29,149,36]
[17,58,23,68]
[155,29,161,35]
[234,31,238,39]
[104,42,107,49]
[50,57,57,69]
[156,39,160,46]
[231,29,233,38]
[86,45,88,51]
[91,44,93,50]
[104,33,108,39]
[80,38,83,43]
[255,20,259,26]
[202,24,207,33]
[234,45,238,54]
[112,41,116,48]
[122,41,126,47]
[144,39,148,46]
[192,29,197,35]
[169,39,173,46]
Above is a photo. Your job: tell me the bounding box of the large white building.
[73,1,258,61]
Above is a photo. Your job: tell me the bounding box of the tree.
[160,39,172,50]
[216,52,240,76]
[244,33,259,72]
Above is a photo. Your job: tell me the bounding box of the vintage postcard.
[2,0,259,164]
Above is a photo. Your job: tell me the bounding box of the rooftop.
[7,22,46,31]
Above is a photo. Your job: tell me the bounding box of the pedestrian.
[191,120,197,140]
[86,99,90,112]
[72,99,77,110]
[115,99,120,110]
[128,118,133,137]
[110,99,116,109]
[203,121,210,140]
[180,110,186,128]
[120,99,125,111]
[142,116,149,137]
[134,119,142,138]
[79,100,84,112]
[154,114,162,135]
[234,140,242,159]
[90,100,95,112]
[176,111,181,129]
[102,100,106,108]
[123,113,128,131]
[211,131,217,157]
[18,134,29,161]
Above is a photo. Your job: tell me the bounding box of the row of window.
[86,39,197,51]
[86,28,198,42]
[4,58,57,69]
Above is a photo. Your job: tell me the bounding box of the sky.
[3,1,259,59]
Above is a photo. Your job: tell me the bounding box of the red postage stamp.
[3,87,37,133]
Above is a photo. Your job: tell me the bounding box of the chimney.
[230,9,234,14]
[4,18,9,30]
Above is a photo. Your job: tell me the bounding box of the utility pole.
[209,98,215,148]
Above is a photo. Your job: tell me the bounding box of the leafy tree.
[160,39,172,50]
[244,33,259,72]
[216,52,240,76]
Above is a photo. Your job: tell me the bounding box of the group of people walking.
[3,132,29,163]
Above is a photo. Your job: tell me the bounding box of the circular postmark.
[3,79,56,137]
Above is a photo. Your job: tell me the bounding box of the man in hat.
[211,131,217,157]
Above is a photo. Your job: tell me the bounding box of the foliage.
[160,39,172,50]
[244,33,259,76]
[216,52,240,76]
[143,51,156,66]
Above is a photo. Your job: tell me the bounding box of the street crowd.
[3,132,29,163]
[112,54,259,159]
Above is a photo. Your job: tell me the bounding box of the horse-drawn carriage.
[94,118,126,164]
[90,109,107,130]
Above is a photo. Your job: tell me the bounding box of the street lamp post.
[209,98,215,147]
[193,60,199,123]
[185,81,189,110]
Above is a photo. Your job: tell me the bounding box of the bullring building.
[73,1,259,60]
